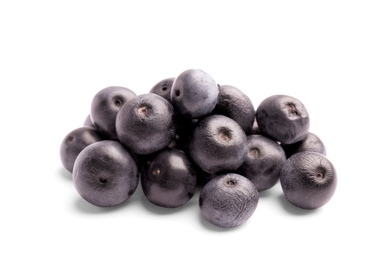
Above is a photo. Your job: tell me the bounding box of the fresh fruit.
[281,132,326,158]
[189,115,247,174]
[90,86,136,139]
[60,126,105,173]
[256,94,310,144]
[212,84,255,134]
[199,173,259,228]
[72,140,139,207]
[149,77,175,102]
[60,69,338,227]
[141,149,197,208]
[170,69,219,118]
[116,93,176,155]
[237,134,286,192]
[280,151,337,209]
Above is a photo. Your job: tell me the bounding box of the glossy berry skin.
[256,95,310,144]
[141,149,197,208]
[116,93,176,155]
[281,132,326,158]
[90,86,136,139]
[171,69,219,118]
[199,173,259,228]
[149,77,175,102]
[73,140,139,207]
[60,126,105,173]
[212,85,255,134]
[280,151,337,209]
[189,115,247,174]
[237,135,286,192]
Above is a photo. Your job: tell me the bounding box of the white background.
[1,0,389,259]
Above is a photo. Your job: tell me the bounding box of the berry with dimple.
[237,134,286,192]
[256,94,310,144]
[90,86,136,139]
[116,93,176,155]
[170,69,219,118]
[199,173,259,228]
[189,115,247,174]
[280,151,337,209]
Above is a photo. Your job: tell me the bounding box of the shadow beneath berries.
[58,167,72,181]
[278,194,319,216]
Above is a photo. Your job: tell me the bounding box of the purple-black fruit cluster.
[60,68,337,228]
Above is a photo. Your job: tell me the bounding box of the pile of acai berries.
[60,69,337,228]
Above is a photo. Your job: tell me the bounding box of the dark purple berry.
[280,151,337,209]
[256,95,310,144]
[72,140,139,207]
[90,86,136,139]
[199,173,259,228]
[116,93,176,155]
[171,69,219,118]
[141,149,197,208]
[237,135,286,192]
[189,115,247,174]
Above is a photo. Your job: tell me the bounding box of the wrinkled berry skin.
[237,135,286,192]
[280,151,337,209]
[171,69,219,118]
[189,115,247,174]
[149,77,175,102]
[281,132,326,158]
[90,86,136,139]
[141,149,197,208]
[199,173,259,228]
[73,140,139,207]
[256,95,310,144]
[116,93,176,155]
[60,126,105,173]
[212,85,255,134]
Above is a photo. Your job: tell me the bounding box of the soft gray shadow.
[58,167,72,181]
[278,194,319,216]
[74,196,133,214]
[198,211,246,232]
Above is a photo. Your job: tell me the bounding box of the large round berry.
[256,94,310,144]
[280,151,337,209]
[189,115,247,174]
[90,86,136,139]
[116,93,176,155]
[72,140,139,207]
[199,173,259,228]
[237,134,286,192]
[171,69,219,118]
[60,126,105,173]
[141,149,197,208]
